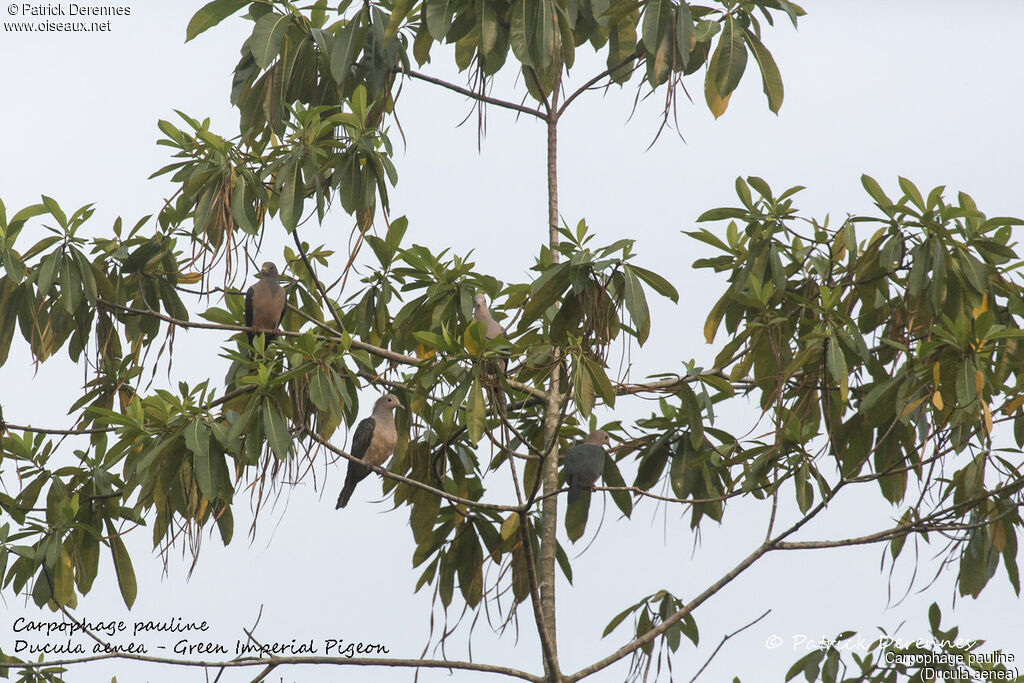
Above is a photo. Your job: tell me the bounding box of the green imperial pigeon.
[472,293,505,340]
[565,430,610,504]
[336,394,401,509]
[244,262,286,346]
[473,293,509,414]
[473,293,507,371]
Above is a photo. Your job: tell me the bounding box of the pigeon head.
[585,429,611,447]
[473,293,488,311]
[377,393,401,411]
[259,262,279,279]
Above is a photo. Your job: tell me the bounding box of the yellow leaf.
[932,361,941,387]
[704,298,726,344]
[900,396,927,420]
[983,402,993,434]
[416,343,436,360]
[1003,394,1024,416]
[708,90,731,119]
[975,369,985,396]
[991,518,1007,553]
[500,513,520,541]
[178,271,203,284]
[932,391,944,411]
[972,292,989,319]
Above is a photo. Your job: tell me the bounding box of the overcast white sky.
[2,1,1023,682]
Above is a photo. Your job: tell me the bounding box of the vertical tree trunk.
[539,90,563,682]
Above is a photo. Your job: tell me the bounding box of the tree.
[1,1,1022,682]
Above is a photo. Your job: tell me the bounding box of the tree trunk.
[539,86,563,682]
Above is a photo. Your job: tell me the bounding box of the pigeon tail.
[336,479,356,509]
[567,485,582,505]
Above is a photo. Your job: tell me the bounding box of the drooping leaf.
[187,0,250,42]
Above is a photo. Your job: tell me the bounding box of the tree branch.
[305,429,520,512]
[687,609,771,683]
[96,298,547,400]
[401,68,546,120]
[557,50,643,118]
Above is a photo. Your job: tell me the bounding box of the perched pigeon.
[336,393,401,509]
[473,293,508,391]
[565,430,610,504]
[473,293,505,341]
[244,262,286,346]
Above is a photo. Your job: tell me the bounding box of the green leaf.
[899,176,924,210]
[676,2,695,67]
[742,27,782,114]
[262,402,292,459]
[309,368,334,412]
[278,158,304,231]
[602,454,632,516]
[186,420,217,500]
[622,266,651,344]
[216,507,234,545]
[106,521,137,609]
[41,196,67,228]
[629,264,679,303]
[677,384,703,448]
[35,251,60,298]
[250,12,292,69]
[466,377,487,444]
[860,174,891,207]
[386,0,413,41]
[478,0,499,55]
[711,14,746,98]
[330,19,367,89]
[642,0,669,54]
[186,0,249,42]
[826,335,848,403]
[426,0,454,40]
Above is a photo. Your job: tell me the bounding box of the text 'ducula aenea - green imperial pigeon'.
[336,394,401,509]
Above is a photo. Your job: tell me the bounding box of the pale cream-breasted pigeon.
[473,293,508,374]
[565,430,610,504]
[245,262,286,346]
[336,393,401,508]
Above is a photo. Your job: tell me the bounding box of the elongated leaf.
[478,0,499,55]
[742,27,782,113]
[187,0,249,42]
[262,402,292,459]
[711,14,746,98]
[622,266,651,344]
[278,158,304,231]
[676,2,694,67]
[106,521,137,609]
[826,335,848,403]
[186,420,217,500]
[642,0,669,54]
[386,0,413,40]
[426,0,454,40]
[629,264,679,303]
[330,20,367,88]
[250,12,292,69]
[467,377,487,444]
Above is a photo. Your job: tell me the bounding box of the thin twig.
[687,609,771,683]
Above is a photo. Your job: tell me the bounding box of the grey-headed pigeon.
[565,430,610,504]
[473,292,508,379]
[336,393,401,509]
[244,262,286,346]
